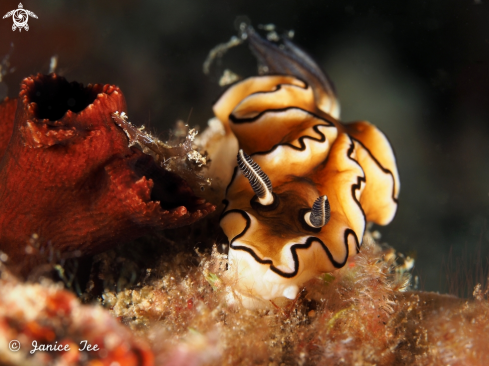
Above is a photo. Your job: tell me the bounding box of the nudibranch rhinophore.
[205,26,400,306]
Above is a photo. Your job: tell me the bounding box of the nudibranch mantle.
[204,29,400,306]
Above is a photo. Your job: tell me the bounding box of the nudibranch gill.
[207,27,400,305]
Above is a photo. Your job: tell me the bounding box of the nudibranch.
[0,74,214,274]
[206,27,400,305]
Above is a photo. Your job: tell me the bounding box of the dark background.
[1,0,488,295]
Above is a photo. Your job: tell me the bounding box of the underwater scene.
[0,0,488,365]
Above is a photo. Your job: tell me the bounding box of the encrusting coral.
[0,74,214,274]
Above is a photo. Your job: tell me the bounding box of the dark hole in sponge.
[27,74,103,121]
[133,153,199,211]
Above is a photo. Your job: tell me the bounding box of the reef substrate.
[1,233,488,366]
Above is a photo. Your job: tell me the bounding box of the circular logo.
[9,340,21,352]
[12,9,28,28]
[2,3,38,32]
